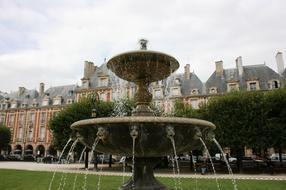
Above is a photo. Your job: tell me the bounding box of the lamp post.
[91,108,98,170]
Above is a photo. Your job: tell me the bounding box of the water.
[83,138,100,190]
[72,146,87,190]
[213,138,238,190]
[97,154,105,190]
[170,155,178,190]
[131,137,136,190]
[199,137,221,190]
[122,156,126,184]
[59,139,79,190]
[48,138,72,190]
[169,137,182,190]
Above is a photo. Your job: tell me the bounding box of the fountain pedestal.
[120,158,166,190]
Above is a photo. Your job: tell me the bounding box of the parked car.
[0,155,7,161]
[7,154,22,161]
[241,157,267,168]
[43,155,58,163]
[23,154,35,161]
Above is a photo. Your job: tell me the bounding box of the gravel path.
[1,161,286,181]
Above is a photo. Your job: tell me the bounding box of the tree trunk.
[94,152,98,170]
[109,154,112,168]
[85,150,89,169]
[189,151,194,171]
[279,148,283,168]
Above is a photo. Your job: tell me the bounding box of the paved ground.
[0,161,286,181]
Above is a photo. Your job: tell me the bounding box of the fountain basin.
[107,50,179,83]
[71,116,215,157]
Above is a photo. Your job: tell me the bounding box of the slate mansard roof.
[206,64,281,94]
[0,84,77,109]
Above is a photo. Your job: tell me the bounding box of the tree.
[265,88,286,166]
[205,91,268,171]
[0,125,11,154]
[49,94,114,151]
[173,99,202,118]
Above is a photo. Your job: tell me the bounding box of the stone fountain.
[71,39,216,190]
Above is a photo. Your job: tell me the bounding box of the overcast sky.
[1,0,286,93]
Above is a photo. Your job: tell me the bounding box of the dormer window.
[21,103,28,108]
[171,87,181,96]
[227,82,239,92]
[53,96,62,105]
[154,89,162,98]
[174,78,181,85]
[191,89,199,95]
[67,98,74,104]
[268,80,280,89]
[68,90,74,96]
[98,77,109,87]
[42,97,50,106]
[11,101,18,109]
[247,81,260,91]
[209,87,217,94]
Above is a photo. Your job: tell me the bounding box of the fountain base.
[119,157,167,190]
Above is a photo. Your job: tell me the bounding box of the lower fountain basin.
[71,116,215,157]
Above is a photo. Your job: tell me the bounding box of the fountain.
[71,39,216,190]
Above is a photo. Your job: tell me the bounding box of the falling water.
[169,137,182,190]
[83,138,100,190]
[48,138,73,190]
[122,156,126,184]
[170,155,178,190]
[97,154,105,190]
[59,139,79,190]
[72,146,87,190]
[213,138,238,190]
[199,138,221,190]
[131,137,136,190]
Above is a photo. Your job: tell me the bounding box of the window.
[99,77,108,87]
[8,113,14,128]
[268,80,279,89]
[28,112,35,126]
[191,89,198,95]
[67,99,74,104]
[174,78,180,85]
[190,99,199,109]
[40,112,46,125]
[227,83,239,92]
[53,96,62,105]
[154,90,161,98]
[18,127,23,140]
[209,87,217,94]
[0,114,5,125]
[39,126,45,141]
[28,126,33,142]
[11,102,18,109]
[171,88,180,96]
[19,113,26,128]
[42,98,50,106]
[249,82,257,91]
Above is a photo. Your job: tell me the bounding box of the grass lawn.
[0,169,285,190]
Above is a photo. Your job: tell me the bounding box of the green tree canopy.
[49,94,114,151]
[0,125,11,153]
[265,88,286,150]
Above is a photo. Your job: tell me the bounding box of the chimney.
[235,56,243,76]
[184,64,191,79]
[84,61,96,79]
[18,87,25,96]
[215,61,224,77]
[276,52,285,75]
[39,82,45,97]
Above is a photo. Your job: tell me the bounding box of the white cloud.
[0,0,286,92]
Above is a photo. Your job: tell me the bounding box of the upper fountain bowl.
[107,50,179,83]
